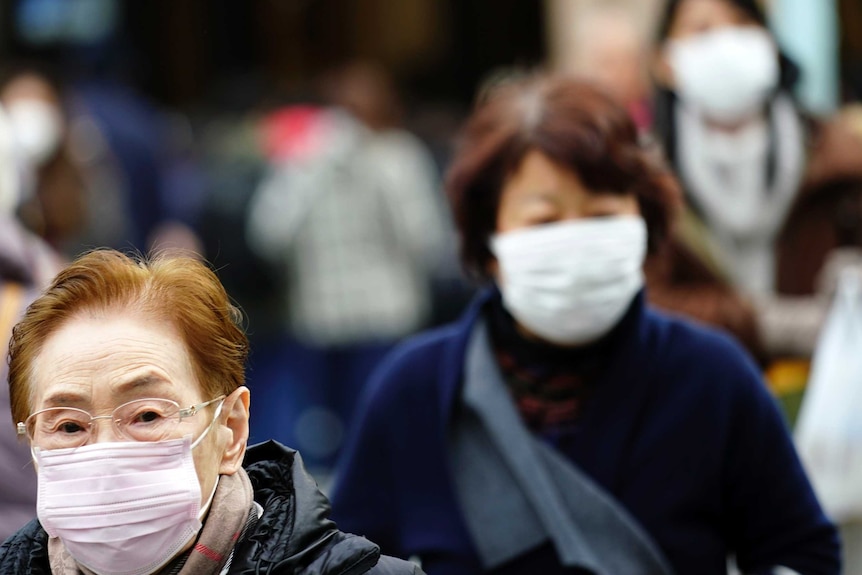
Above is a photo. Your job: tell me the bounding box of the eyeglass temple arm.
[179,395,226,418]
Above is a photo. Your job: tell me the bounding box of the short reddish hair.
[446,73,680,279]
[7,249,249,425]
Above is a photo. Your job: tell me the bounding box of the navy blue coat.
[330,290,839,575]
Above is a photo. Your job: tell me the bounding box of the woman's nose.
[87,415,125,444]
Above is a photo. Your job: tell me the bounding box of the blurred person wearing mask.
[0,249,423,575]
[0,104,64,542]
[648,0,862,360]
[329,74,838,575]
[0,69,87,253]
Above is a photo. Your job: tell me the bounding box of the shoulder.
[340,322,466,455]
[804,108,862,192]
[646,307,759,371]
[637,310,796,473]
[303,534,424,575]
[375,322,463,379]
[790,106,862,221]
[372,289,489,380]
[360,317,470,411]
[238,444,419,574]
[331,309,477,501]
[366,129,433,163]
[0,519,49,573]
[643,307,768,405]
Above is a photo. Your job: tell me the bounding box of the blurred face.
[495,150,639,236]
[655,0,763,88]
[28,310,226,509]
[490,150,646,345]
[0,72,64,167]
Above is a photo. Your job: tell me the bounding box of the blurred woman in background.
[0,102,64,542]
[0,68,87,253]
[648,0,862,360]
[330,74,839,575]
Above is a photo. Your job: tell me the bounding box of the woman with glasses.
[0,249,421,575]
[329,74,839,574]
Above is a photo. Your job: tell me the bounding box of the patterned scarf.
[487,294,619,434]
[48,468,256,575]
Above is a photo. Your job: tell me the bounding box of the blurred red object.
[261,105,331,162]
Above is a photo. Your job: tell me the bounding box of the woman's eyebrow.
[41,391,87,408]
[112,373,173,395]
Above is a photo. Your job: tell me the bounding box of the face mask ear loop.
[190,399,226,521]
[199,475,221,521]
[190,399,226,450]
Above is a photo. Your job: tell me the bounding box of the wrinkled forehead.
[27,310,201,413]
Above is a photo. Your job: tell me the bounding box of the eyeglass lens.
[25,398,183,449]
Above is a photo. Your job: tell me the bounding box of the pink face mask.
[34,417,219,575]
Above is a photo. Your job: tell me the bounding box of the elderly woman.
[329,75,839,575]
[0,250,421,575]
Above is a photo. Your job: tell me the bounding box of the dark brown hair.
[8,249,249,425]
[656,0,767,42]
[446,73,680,280]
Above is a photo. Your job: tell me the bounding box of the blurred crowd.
[3,0,862,572]
[0,53,475,536]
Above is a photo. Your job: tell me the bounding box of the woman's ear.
[218,386,250,475]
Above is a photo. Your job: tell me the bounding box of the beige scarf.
[48,468,255,575]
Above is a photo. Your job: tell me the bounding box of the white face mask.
[490,215,647,345]
[667,26,779,123]
[6,99,63,167]
[34,402,223,575]
[0,107,23,216]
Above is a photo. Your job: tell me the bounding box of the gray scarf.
[448,319,674,574]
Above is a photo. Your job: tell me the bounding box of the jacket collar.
[234,441,381,574]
